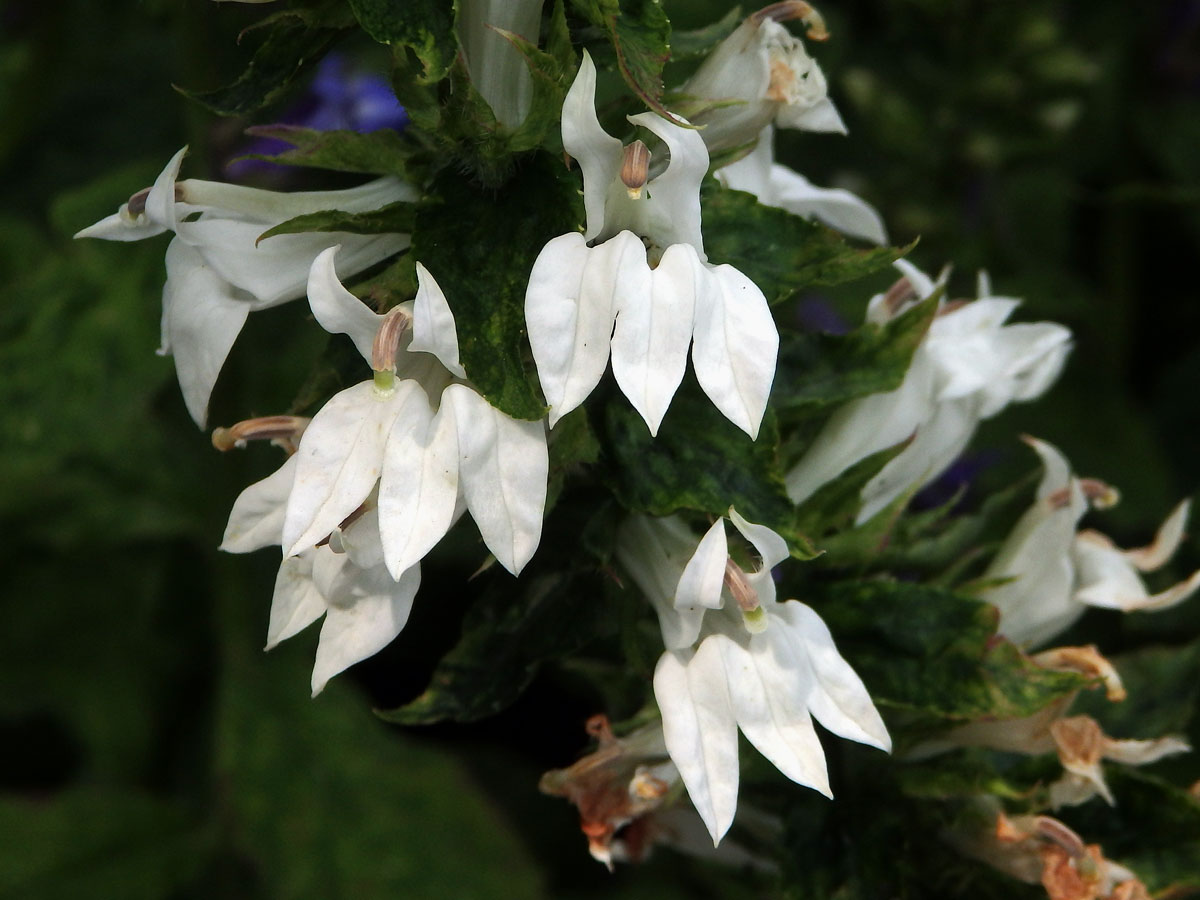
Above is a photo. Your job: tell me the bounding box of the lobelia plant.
[70,0,1200,896]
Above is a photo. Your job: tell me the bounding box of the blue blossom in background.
[226,53,407,179]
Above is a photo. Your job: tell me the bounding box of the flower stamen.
[372,305,414,393]
[751,1,829,41]
[212,415,310,454]
[620,140,651,199]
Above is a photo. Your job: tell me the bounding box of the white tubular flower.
[220,454,422,696]
[983,437,1200,649]
[75,148,416,427]
[682,2,844,156]
[616,510,890,845]
[285,248,548,579]
[526,52,778,438]
[785,263,1072,523]
[717,125,886,244]
[457,0,546,129]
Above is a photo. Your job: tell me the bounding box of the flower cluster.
[73,0,1200,891]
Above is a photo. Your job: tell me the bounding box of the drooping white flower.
[525,52,778,438]
[983,437,1200,649]
[616,510,890,844]
[75,147,416,426]
[681,2,845,156]
[717,125,886,244]
[286,248,548,579]
[785,263,1072,523]
[457,0,546,129]
[220,450,422,696]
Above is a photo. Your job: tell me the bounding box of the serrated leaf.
[597,377,805,550]
[257,200,417,242]
[813,580,1087,738]
[501,5,577,152]
[377,567,615,724]
[242,125,419,176]
[772,292,939,420]
[348,0,456,82]
[412,153,581,420]
[179,13,349,117]
[702,183,910,305]
[570,0,675,120]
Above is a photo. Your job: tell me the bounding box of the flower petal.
[409,262,466,377]
[378,385,459,579]
[220,455,297,553]
[283,380,423,556]
[690,262,778,439]
[443,383,548,574]
[784,350,937,504]
[717,632,832,797]
[615,515,706,650]
[310,559,422,695]
[628,110,709,254]
[675,518,727,611]
[1123,499,1191,571]
[179,218,408,308]
[526,230,647,426]
[728,507,789,605]
[561,51,625,242]
[307,246,383,364]
[772,601,892,752]
[1073,532,1200,613]
[160,239,252,429]
[856,394,980,525]
[654,645,741,845]
[265,551,326,650]
[611,241,699,435]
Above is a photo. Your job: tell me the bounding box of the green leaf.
[669,6,743,59]
[813,580,1087,741]
[597,377,806,550]
[793,442,907,540]
[257,200,417,241]
[348,0,457,82]
[241,125,420,176]
[702,183,910,305]
[570,0,674,120]
[772,292,939,420]
[412,153,582,420]
[500,2,578,153]
[179,11,349,117]
[378,567,615,725]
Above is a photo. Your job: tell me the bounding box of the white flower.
[983,437,1200,648]
[616,510,890,844]
[220,453,422,696]
[457,0,546,129]
[681,2,845,156]
[75,148,415,426]
[717,125,887,244]
[286,248,548,579]
[525,52,778,438]
[785,263,1072,523]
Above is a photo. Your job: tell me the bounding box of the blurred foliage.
[2,0,1198,896]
